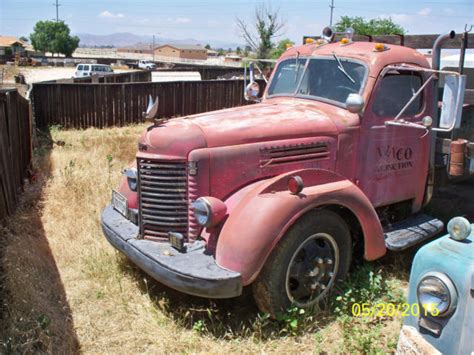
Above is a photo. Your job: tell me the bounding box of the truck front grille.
[138,159,189,240]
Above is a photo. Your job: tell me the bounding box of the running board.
[384,214,444,251]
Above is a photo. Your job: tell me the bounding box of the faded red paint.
[117,41,434,283]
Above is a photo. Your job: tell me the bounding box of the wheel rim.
[285,233,339,307]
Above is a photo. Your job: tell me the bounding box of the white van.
[74,64,114,77]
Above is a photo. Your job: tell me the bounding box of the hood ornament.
[143,95,168,126]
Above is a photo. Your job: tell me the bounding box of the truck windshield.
[268,57,367,105]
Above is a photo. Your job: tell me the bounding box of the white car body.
[75,64,114,78]
[138,60,157,70]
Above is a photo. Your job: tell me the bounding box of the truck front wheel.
[252,210,352,316]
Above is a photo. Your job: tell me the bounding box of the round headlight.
[191,197,228,228]
[192,198,211,227]
[417,272,457,317]
[123,167,138,192]
[447,216,471,241]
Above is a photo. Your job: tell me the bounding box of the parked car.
[74,64,113,78]
[397,216,473,354]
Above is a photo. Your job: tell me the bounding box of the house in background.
[0,36,25,62]
[117,43,153,55]
[224,55,242,64]
[154,44,207,60]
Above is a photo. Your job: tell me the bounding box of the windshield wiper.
[332,51,355,84]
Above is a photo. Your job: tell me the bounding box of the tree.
[204,44,211,50]
[19,36,29,43]
[334,16,405,35]
[271,38,294,59]
[243,45,252,57]
[30,20,80,57]
[236,5,284,59]
[235,46,242,55]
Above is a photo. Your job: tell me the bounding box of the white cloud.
[380,13,411,24]
[444,8,455,15]
[99,11,125,19]
[418,7,431,16]
[175,17,191,24]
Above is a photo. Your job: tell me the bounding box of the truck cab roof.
[279,41,430,76]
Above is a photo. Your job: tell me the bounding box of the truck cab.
[138,60,157,70]
[101,29,471,315]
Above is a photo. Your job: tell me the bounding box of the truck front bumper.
[396,326,441,355]
[101,204,242,298]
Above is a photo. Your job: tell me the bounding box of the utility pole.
[54,0,60,22]
[329,0,335,27]
[152,35,155,62]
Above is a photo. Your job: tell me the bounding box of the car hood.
[140,98,351,158]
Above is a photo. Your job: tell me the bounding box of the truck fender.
[215,168,386,285]
[117,161,138,209]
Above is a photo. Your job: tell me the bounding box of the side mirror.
[244,62,260,102]
[345,93,364,113]
[245,82,260,102]
[435,74,466,132]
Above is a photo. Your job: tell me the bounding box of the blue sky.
[1,0,473,44]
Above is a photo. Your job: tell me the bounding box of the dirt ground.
[0,65,134,84]
[0,125,418,354]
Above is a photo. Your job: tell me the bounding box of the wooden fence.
[33,80,264,129]
[0,89,32,221]
[45,70,152,84]
[158,66,245,80]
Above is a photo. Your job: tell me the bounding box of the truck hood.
[141,98,348,157]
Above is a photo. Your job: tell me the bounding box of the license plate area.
[168,232,186,252]
[112,190,128,218]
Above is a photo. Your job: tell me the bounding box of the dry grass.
[1,124,409,354]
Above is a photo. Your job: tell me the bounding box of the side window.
[77,65,83,71]
[83,65,90,71]
[372,72,423,118]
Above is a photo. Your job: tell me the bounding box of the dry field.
[1,124,416,354]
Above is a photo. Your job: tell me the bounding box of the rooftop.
[0,36,25,47]
[156,44,205,51]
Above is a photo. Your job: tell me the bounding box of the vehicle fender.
[215,168,386,285]
[117,161,138,209]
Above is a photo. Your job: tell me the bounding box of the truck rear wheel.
[252,209,352,316]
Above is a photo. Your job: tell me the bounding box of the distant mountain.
[75,32,244,50]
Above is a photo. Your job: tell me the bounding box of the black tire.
[252,209,352,316]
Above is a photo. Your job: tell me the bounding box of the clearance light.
[305,38,315,44]
[374,43,388,52]
[340,37,350,45]
[447,216,471,241]
[288,176,304,195]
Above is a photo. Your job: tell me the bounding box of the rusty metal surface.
[215,169,385,285]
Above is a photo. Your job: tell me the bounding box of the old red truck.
[101,29,472,315]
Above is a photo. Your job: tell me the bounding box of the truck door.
[357,68,433,212]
